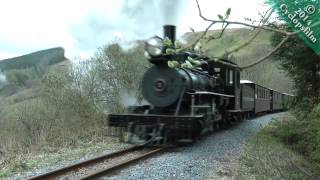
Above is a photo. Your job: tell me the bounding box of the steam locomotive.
[108,25,293,145]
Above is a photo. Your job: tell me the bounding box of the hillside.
[0,47,69,102]
[0,47,67,71]
[183,28,272,59]
[183,28,293,93]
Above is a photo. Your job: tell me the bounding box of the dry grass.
[0,138,124,178]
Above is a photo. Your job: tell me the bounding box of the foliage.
[271,33,320,109]
[5,69,34,87]
[90,43,148,112]
[167,56,204,69]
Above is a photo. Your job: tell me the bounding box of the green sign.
[267,0,320,55]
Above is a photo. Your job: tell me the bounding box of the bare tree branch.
[239,35,289,70]
[222,9,274,57]
[195,0,293,35]
[224,29,261,57]
[177,0,307,71]
[193,0,295,69]
[178,22,216,52]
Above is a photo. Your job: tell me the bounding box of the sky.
[0,0,269,60]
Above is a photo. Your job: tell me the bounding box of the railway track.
[28,145,168,180]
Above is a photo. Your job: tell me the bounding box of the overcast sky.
[0,0,269,60]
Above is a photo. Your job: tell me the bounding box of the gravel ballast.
[106,113,284,180]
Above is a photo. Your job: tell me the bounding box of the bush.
[266,107,320,165]
[86,43,148,113]
[5,69,30,87]
[4,67,44,88]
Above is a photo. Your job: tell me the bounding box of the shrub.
[267,107,320,165]
[4,68,41,88]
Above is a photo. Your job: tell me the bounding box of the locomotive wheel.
[219,121,226,129]
[220,118,231,129]
[213,122,220,130]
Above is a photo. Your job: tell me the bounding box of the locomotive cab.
[207,60,241,111]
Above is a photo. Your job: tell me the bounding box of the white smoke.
[0,73,7,88]
[120,90,149,107]
[71,0,189,52]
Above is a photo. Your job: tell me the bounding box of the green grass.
[236,113,320,179]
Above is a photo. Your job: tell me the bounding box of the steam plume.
[72,0,188,51]
[120,90,149,107]
[0,73,7,88]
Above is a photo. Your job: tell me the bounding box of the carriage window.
[265,90,267,99]
[236,71,240,87]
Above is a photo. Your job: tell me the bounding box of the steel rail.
[28,145,143,180]
[78,147,167,180]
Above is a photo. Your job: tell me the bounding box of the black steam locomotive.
[108,25,293,145]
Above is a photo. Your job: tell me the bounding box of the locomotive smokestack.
[163,25,176,47]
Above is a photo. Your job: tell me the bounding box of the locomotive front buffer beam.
[108,114,204,144]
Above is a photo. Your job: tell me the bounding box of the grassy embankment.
[204,112,320,179]
[235,110,320,179]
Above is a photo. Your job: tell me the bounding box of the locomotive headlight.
[145,36,163,57]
